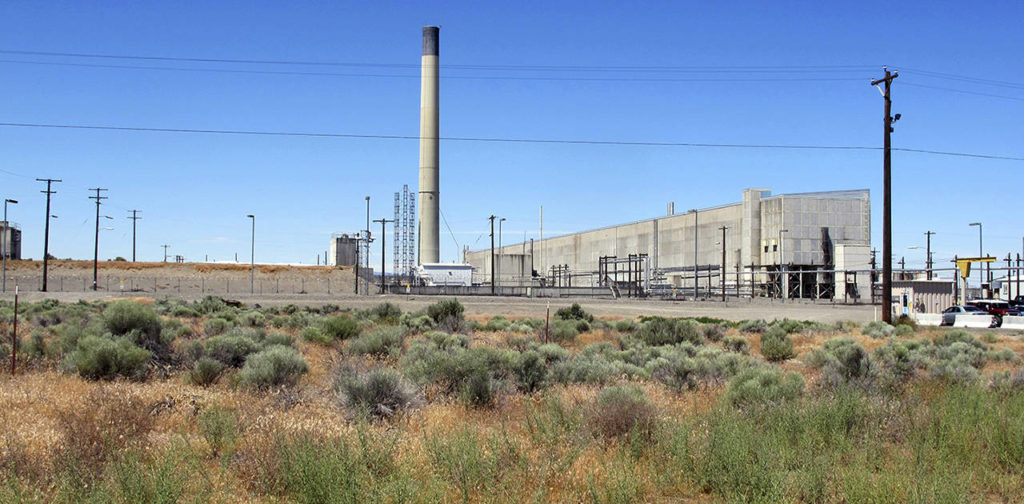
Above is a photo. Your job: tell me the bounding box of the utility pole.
[719,226,727,302]
[89,188,108,291]
[924,231,935,280]
[162,244,170,262]
[36,178,60,292]
[871,66,899,323]
[373,218,395,294]
[2,198,17,293]
[247,214,255,294]
[128,210,142,262]
[488,215,496,295]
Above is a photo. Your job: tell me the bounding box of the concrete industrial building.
[466,188,873,300]
[328,233,359,267]
[1,221,21,260]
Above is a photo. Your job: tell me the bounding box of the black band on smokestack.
[423,26,439,56]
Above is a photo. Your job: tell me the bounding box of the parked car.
[1011,295,1024,309]
[968,299,1021,326]
[940,305,993,326]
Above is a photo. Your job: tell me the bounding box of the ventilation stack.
[418,26,440,264]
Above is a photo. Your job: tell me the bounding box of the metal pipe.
[2,199,17,292]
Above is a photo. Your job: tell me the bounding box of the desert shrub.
[555,303,593,322]
[894,314,917,329]
[300,326,332,345]
[193,295,229,315]
[68,335,151,381]
[701,323,727,342]
[285,312,311,330]
[507,322,535,333]
[726,367,804,407]
[759,327,795,362]
[238,310,266,328]
[238,345,308,389]
[723,335,750,354]
[637,317,703,346]
[770,319,807,335]
[484,316,511,332]
[589,386,657,440]
[835,320,859,332]
[424,330,470,350]
[336,367,417,420]
[537,343,570,362]
[171,305,199,318]
[862,321,895,339]
[520,317,546,330]
[426,298,464,324]
[102,301,168,358]
[346,327,407,357]
[55,388,155,478]
[198,405,239,458]
[321,315,361,341]
[574,319,592,333]
[461,370,498,407]
[548,319,579,344]
[263,332,294,347]
[401,338,514,403]
[367,302,402,322]
[894,324,915,337]
[204,317,233,336]
[400,312,435,333]
[549,344,647,385]
[614,319,638,333]
[981,332,1000,344]
[934,329,985,349]
[25,329,48,360]
[269,315,290,329]
[804,338,872,387]
[203,333,261,368]
[514,350,548,393]
[187,357,225,386]
[647,346,756,391]
[986,348,1021,363]
[738,319,768,334]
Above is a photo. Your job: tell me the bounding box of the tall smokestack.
[418,26,440,264]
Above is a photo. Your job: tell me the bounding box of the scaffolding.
[393,184,417,284]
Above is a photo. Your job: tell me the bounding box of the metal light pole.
[2,199,17,292]
[779,228,789,300]
[969,222,983,295]
[373,218,395,293]
[924,231,935,280]
[719,225,728,302]
[498,217,505,290]
[690,209,698,300]
[247,215,255,294]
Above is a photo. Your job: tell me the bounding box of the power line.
[0,59,870,83]
[2,121,1022,161]
[900,67,1024,90]
[902,82,1024,102]
[0,49,877,73]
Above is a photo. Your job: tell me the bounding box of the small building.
[416,263,473,287]
[329,233,359,267]
[892,279,955,316]
[1,221,21,260]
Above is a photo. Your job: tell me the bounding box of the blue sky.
[1,1,1022,280]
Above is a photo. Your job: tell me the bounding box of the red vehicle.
[967,299,1021,326]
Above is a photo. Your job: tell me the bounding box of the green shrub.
[759,328,795,362]
[723,335,750,354]
[203,333,261,368]
[346,327,407,357]
[771,318,807,334]
[894,314,917,330]
[537,343,570,362]
[548,319,579,344]
[193,295,229,315]
[336,367,417,420]
[102,301,168,358]
[894,324,914,337]
[555,303,593,322]
[484,316,511,332]
[400,313,436,333]
[804,338,871,387]
[934,329,985,349]
[69,335,151,381]
[187,357,225,386]
[589,386,656,440]
[238,310,266,328]
[263,332,294,348]
[738,319,768,334]
[367,302,402,322]
[614,319,638,333]
[198,405,238,458]
[321,316,361,341]
[637,318,703,346]
[862,321,895,339]
[301,326,332,345]
[726,367,804,407]
[426,298,464,324]
[203,317,233,336]
[171,305,199,318]
[701,323,727,342]
[238,345,308,389]
[514,350,548,393]
[461,369,498,407]
[270,314,290,329]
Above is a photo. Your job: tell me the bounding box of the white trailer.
[416,263,473,287]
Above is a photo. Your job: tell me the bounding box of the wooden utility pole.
[871,67,899,323]
[129,210,142,262]
[36,178,61,292]
[89,188,108,291]
[924,231,935,280]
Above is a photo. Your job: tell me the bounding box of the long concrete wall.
[467,188,870,288]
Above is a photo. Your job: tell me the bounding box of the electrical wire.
[2,121,1021,161]
[901,82,1024,102]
